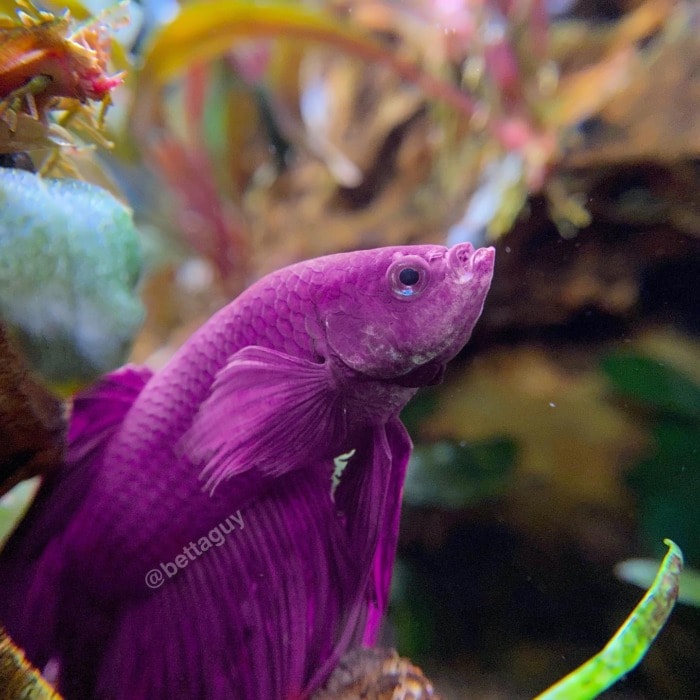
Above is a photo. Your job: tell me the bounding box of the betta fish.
[0,243,494,699]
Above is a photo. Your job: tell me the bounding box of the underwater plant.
[0,0,125,178]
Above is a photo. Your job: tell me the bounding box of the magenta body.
[0,243,494,698]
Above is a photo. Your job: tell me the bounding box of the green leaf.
[535,540,683,700]
[0,169,143,386]
[0,478,39,550]
[616,558,700,608]
[403,438,517,509]
[601,354,700,420]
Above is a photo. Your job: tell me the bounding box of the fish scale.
[60,266,333,589]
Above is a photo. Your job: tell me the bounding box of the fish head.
[322,243,495,387]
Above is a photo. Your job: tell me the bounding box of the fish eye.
[399,268,420,286]
[387,256,430,299]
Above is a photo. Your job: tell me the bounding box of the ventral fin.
[182,346,345,493]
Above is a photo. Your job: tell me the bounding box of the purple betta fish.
[0,243,494,699]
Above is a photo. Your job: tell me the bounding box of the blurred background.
[0,0,698,697]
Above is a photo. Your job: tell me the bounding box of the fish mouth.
[447,243,496,284]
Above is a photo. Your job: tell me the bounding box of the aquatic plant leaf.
[535,539,683,700]
[0,625,62,699]
[0,1,122,105]
[616,557,700,608]
[561,1,700,169]
[32,0,92,21]
[136,0,475,121]
[0,478,39,549]
[404,438,516,509]
[550,0,672,128]
[0,0,127,178]
[0,168,144,386]
[602,353,700,420]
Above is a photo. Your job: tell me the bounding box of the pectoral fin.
[182,346,345,492]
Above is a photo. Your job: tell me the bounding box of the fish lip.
[473,246,496,273]
[447,243,495,283]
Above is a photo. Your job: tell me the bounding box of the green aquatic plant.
[617,556,700,608]
[535,540,683,700]
[0,479,38,548]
